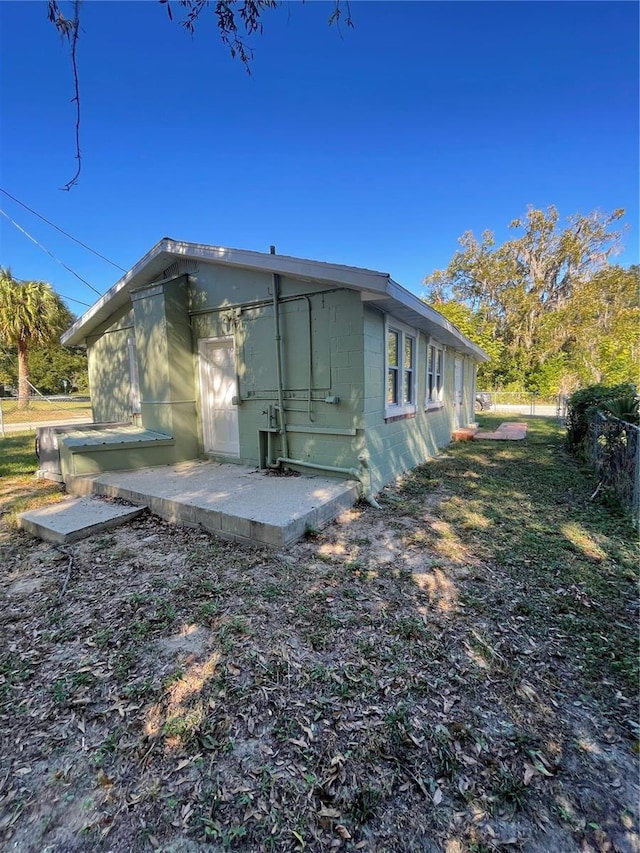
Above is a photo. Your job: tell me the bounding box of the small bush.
[566,383,638,452]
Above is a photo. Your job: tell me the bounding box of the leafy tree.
[424,206,632,394]
[27,344,88,395]
[423,299,504,388]
[0,345,13,391]
[547,265,639,388]
[0,269,73,408]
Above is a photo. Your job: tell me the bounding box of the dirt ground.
[1,467,638,853]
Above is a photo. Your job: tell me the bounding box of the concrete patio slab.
[18,497,146,544]
[66,460,361,548]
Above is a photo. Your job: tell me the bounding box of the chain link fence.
[478,391,562,417]
[0,396,92,436]
[587,412,640,526]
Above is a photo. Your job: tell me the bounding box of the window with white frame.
[426,341,445,407]
[403,335,414,404]
[386,319,417,417]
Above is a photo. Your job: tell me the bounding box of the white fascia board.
[62,238,488,362]
[62,239,175,346]
[163,239,390,290]
[62,238,390,346]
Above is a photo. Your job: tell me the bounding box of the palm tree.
[0,268,72,409]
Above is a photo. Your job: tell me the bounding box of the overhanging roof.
[61,238,489,361]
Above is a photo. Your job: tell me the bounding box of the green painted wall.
[362,306,476,492]
[60,442,175,478]
[86,305,135,423]
[83,260,479,491]
[191,268,366,471]
[82,277,199,476]
[131,278,199,462]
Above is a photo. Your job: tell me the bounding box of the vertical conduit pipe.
[272,273,289,460]
[304,295,313,422]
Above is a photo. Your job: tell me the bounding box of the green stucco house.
[60,239,488,498]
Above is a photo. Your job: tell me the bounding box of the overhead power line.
[0,187,126,272]
[56,292,92,307]
[0,206,102,296]
[54,293,91,307]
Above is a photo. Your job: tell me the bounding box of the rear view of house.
[59,239,488,495]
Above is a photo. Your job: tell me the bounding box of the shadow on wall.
[88,334,135,424]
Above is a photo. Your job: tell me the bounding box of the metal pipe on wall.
[272,273,289,460]
[304,295,313,422]
[273,455,381,510]
[262,281,380,507]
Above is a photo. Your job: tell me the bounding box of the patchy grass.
[0,415,637,853]
[413,417,639,695]
[0,432,64,526]
[399,414,639,698]
[0,432,42,481]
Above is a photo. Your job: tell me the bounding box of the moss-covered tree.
[424,207,635,394]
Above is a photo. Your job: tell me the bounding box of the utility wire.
[0,187,126,272]
[57,292,92,308]
[0,206,102,297]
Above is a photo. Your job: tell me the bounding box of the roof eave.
[61,240,488,361]
[383,279,490,362]
[62,238,175,346]
[61,239,391,346]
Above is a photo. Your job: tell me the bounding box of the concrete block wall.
[362,306,473,492]
[60,442,176,478]
[82,260,479,490]
[190,266,366,472]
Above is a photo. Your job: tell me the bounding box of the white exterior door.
[454,356,464,428]
[198,337,240,457]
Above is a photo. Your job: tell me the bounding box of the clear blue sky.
[0,1,638,315]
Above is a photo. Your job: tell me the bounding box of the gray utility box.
[36,422,130,481]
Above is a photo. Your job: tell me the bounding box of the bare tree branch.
[47,0,354,189]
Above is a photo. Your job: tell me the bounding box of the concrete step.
[452,427,478,441]
[18,497,146,544]
[66,461,361,548]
